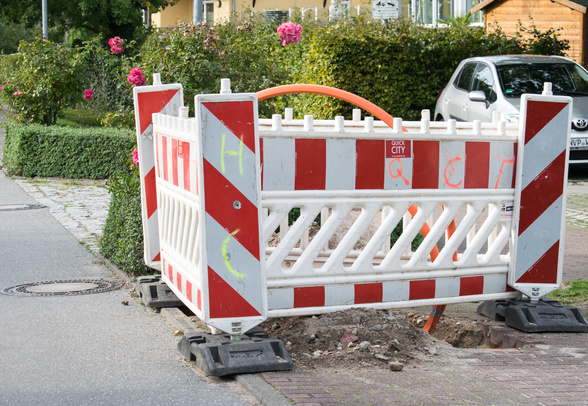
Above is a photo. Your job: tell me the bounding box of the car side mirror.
[469,90,487,102]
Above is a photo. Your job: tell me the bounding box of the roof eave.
[471,0,586,14]
[471,0,496,14]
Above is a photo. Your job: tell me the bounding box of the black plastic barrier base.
[135,275,184,308]
[177,328,294,376]
[477,298,588,333]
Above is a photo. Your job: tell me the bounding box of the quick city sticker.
[385,140,412,189]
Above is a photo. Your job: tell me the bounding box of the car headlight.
[504,114,520,124]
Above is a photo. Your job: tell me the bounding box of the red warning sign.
[386,140,411,158]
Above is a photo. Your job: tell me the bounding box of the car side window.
[455,63,477,91]
[471,63,497,103]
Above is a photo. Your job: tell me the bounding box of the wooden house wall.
[484,0,585,64]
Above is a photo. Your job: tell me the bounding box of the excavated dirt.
[259,308,489,370]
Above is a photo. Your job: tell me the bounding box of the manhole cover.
[0,203,46,212]
[1,279,121,297]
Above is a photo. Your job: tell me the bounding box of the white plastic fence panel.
[258,114,524,317]
[133,81,183,269]
[145,86,570,333]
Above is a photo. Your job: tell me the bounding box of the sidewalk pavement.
[4,173,588,405]
[0,169,265,405]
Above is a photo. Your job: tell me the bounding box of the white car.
[434,55,588,164]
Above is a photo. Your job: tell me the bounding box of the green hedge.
[135,18,568,122]
[290,19,564,120]
[99,171,151,276]
[2,121,135,178]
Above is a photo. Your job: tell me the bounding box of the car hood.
[507,96,588,121]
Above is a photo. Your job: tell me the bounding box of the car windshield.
[496,62,588,97]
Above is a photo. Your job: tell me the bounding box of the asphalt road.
[0,108,257,405]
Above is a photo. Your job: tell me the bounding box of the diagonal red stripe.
[137,90,180,135]
[525,101,568,144]
[519,151,566,235]
[144,166,158,218]
[208,267,261,317]
[202,101,256,152]
[516,241,559,284]
[203,159,260,260]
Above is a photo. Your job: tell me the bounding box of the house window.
[414,0,434,24]
[204,0,214,23]
[407,0,482,26]
[438,0,452,22]
[466,0,484,25]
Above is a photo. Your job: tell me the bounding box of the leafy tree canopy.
[0,15,40,54]
[0,0,178,41]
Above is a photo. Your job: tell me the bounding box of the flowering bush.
[277,22,302,47]
[127,67,146,87]
[132,149,139,166]
[82,37,135,115]
[139,22,224,111]
[108,36,124,54]
[0,36,87,125]
[84,89,94,100]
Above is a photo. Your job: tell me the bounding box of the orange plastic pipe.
[257,84,398,130]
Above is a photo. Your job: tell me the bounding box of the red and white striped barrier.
[152,82,266,335]
[133,76,183,269]
[510,92,572,300]
[141,79,571,334]
[261,136,516,191]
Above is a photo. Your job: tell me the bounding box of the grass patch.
[56,108,104,127]
[546,280,588,305]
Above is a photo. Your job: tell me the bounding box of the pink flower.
[108,36,124,54]
[277,22,302,47]
[13,90,22,97]
[84,89,94,100]
[127,67,146,87]
[132,149,140,166]
[0,86,2,92]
